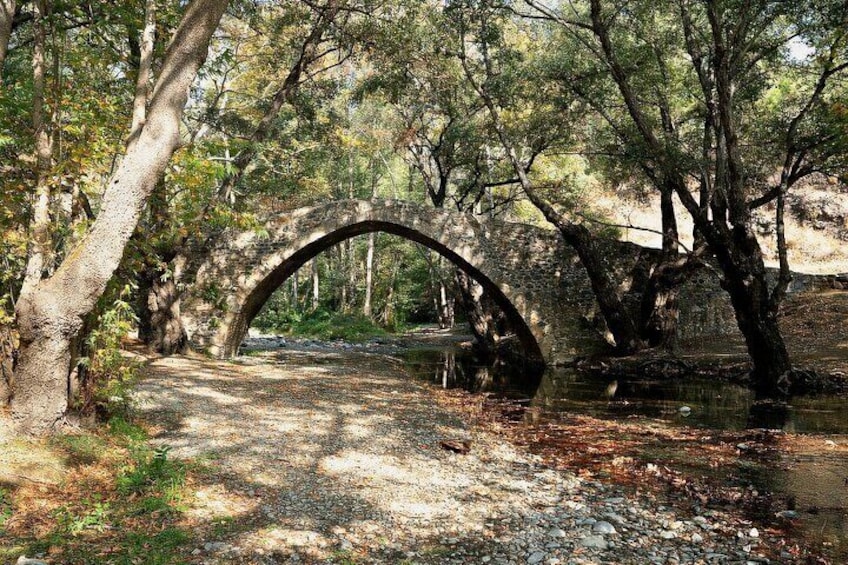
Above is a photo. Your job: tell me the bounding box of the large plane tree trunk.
[11,0,229,434]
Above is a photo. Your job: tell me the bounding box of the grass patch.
[0,416,198,564]
[51,433,109,466]
[0,486,12,527]
[263,310,389,342]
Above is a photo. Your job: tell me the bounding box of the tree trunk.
[21,0,53,297]
[460,45,643,354]
[455,270,504,350]
[638,263,682,348]
[291,269,299,310]
[0,0,14,81]
[12,290,79,431]
[437,280,454,329]
[136,267,155,344]
[11,0,229,434]
[148,277,187,355]
[127,0,156,150]
[311,259,319,311]
[0,325,15,405]
[637,186,685,348]
[363,232,374,317]
[562,226,644,353]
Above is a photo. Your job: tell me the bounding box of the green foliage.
[117,445,186,506]
[54,501,112,536]
[77,284,141,419]
[258,308,388,342]
[52,433,109,466]
[117,528,191,565]
[107,415,150,443]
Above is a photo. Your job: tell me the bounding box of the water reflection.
[400,346,848,559]
[401,348,848,434]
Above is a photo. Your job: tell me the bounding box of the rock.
[17,558,48,565]
[592,520,617,535]
[748,528,759,538]
[528,551,546,564]
[578,517,597,526]
[548,528,567,538]
[603,512,626,524]
[203,542,230,552]
[659,530,677,539]
[776,510,799,519]
[579,535,609,550]
[691,533,703,543]
[679,406,692,416]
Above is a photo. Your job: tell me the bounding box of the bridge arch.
[181,200,599,365]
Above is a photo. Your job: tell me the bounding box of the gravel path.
[134,350,772,565]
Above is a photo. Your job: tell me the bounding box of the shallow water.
[401,347,848,434]
[400,346,848,559]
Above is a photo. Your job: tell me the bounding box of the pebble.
[527,551,547,563]
[579,535,609,550]
[592,520,617,535]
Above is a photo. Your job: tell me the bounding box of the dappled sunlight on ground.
[132,351,576,562]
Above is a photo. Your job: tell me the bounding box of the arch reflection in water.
[401,348,542,398]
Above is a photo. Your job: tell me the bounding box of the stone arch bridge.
[180,199,622,365]
[180,199,763,365]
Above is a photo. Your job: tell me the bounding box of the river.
[399,344,848,562]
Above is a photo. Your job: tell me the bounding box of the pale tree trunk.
[20,0,53,299]
[311,259,319,310]
[127,0,156,150]
[363,232,374,317]
[12,0,229,434]
[291,270,299,309]
[0,0,13,81]
[337,244,348,311]
[345,238,356,312]
[438,280,454,329]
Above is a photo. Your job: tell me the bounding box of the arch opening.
[225,220,545,364]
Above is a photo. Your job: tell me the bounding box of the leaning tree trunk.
[455,270,509,351]
[11,0,229,434]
